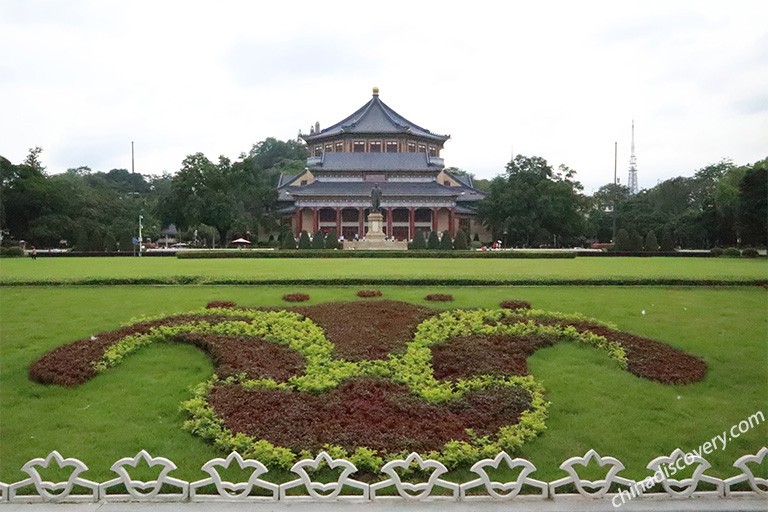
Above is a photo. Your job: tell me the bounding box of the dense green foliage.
[1,139,305,250]
[297,230,311,250]
[0,150,163,251]
[427,230,440,250]
[324,229,340,250]
[453,229,469,250]
[410,231,427,250]
[2,145,764,251]
[584,158,767,249]
[440,230,454,250]
[311,229,325,249]
[478,156,585,248]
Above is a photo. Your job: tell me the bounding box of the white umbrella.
[231,238,251,244]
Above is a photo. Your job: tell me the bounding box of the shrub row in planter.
[177,250,576,259]
[4,277,767,287]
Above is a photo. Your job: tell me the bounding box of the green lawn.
[0,256,766,284]
[1,285,766,484]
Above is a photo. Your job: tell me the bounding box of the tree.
[411,231,427,250]
[325,229,340,249]
[440,230,453,250]
[586,183,631,242]
[280,228,296,249]
[629,230,644,252]
[23,146,46,173]
[311,229,325,249]
[160,138,298,245]
[477,155,584,247]
[738,159,767,247]
[298,230,311,249]
[644,230,659,252]
[659,227,675,252]
[614,228,631,251]
[453,229,469,250]
[427,231,440,250]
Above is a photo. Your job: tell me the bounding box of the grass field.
[1,285,766,484]
[0,256,766,284]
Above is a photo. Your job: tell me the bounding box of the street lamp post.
[138,214,143,257]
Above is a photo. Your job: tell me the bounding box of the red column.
[336,208,341,235]
[448,208,455,236]
[387,207,393,236]
[312,207,318,233]
[432,208,438,232]
[409,208,415,240]
[358,208,364,237]
[295,208,302,236]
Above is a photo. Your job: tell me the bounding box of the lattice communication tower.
[627,120,638,194]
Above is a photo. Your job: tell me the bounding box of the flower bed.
[356,289,383,298]
[425,293,454,302]
[291,300,434,361]
[282,293,310,302]
[500,299,532,310]
[28,299,708,469]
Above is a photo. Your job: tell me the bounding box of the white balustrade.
[2,447,765,503]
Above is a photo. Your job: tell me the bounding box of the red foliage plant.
[282,293,310,302]
[28,313,252,387]
[500,300,532,310]
[431,333,558,380]
[425,294,454,302]
[209,377,531,454]
[173,332,305,381]
[356,289,383,298]
[206,301,237,309]
[291,300,434,361]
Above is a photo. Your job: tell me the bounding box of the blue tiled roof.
[301,91,449,143]
[309,152,442,171]
[287,181,461,198]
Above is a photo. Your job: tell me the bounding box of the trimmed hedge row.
[0,247,25,257]
[177,250,577,259]
[581,251,715,257]
[3,277,766,287]
[31,251,178,257]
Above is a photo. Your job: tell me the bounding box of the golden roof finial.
[372,86,380,95]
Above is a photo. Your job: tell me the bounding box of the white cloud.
[1,0,766,192]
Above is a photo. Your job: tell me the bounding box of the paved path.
[1,498,766,512]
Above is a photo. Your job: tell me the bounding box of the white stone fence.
[1,447,765,504]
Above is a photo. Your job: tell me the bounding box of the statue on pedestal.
[370,184,382,213]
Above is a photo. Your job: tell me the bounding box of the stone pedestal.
[365,212,386,242]
[342,212,408,250]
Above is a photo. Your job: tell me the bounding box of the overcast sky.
[1,0,766,193]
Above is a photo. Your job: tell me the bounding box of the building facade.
[277,88,488,241]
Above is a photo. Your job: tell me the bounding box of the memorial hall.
[277,88,488,241]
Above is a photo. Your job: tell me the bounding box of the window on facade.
[314,146,322,156]
[370,141,382,152]
[325,144,333,152]
[386,141,398,153]
[428,146,437,157]
[353,141,365,152]
[407,142,416,153]
[335,142,344,152]
[444,180,451,186]
[300,180,308,186]
[418,144,426,153]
